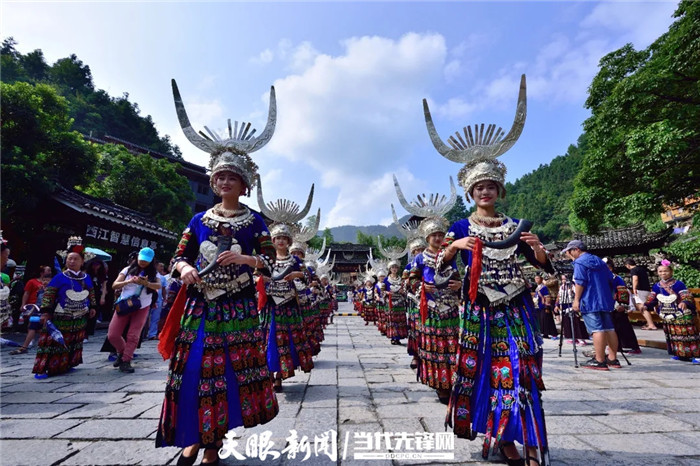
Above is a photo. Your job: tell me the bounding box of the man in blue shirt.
[562,240,620,371]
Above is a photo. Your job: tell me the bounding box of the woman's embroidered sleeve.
[172,218,199,271]
[678,287,696,311]
[408,262,423,294]
[252,215,275,274]
[645,284,659,310]
[436,230,459,271]
[89,288,97,307]
[614,284,629,306]
[40,286,58,316]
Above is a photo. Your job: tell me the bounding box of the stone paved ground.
[1,302,700,466]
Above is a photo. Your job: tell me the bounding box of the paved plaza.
[2,302,700,466]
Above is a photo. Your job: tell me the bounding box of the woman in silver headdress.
[263,224,314,392]
[256,177,316,392]
[394,176,462,404]
[359,274,378,326]
[156,81,279,465]
[426,76,552,466]
[390,211,427,363]
[375,269,389,335]
[289,216,322,357]
[377,237,411,345]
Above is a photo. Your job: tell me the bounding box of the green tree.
[82,144,194,232]
[1,38,183,160]
[570,1,700,233]
[355,231,405,260]
[1,37,27,83]
[321,228,334,245]
[1,81,97,220]
[49,54,94,93]
[21,49,49,83]
[356,230,376,248]
[445,195,470,226]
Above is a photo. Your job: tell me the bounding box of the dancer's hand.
[283,271,304,281]
[448,279,461,291]
[450,237,478,252]
[520,231,542,249]
[180,265,201,285]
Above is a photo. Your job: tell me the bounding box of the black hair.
[624,258,636,266]
[85,259,108,281]
[36,265,51,278]
[126,259,158,296]
[127,260,157,282]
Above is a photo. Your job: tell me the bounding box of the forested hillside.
[498,137,585,243]
[1,38,181,158]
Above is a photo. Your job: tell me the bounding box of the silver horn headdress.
[368,248,388,277]
[172,79,277,194]
[393,174,457,239]
[314,249,335,278]
[378,236,408,270]
[256,174,315,243]
[422,74,526,197]
[305,237,326,263]
[290,209,321,256]
[391,204,427,254]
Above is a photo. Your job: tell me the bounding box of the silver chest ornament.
[55,288,90,318]
[470,219,527,305]
[198,238,245,300]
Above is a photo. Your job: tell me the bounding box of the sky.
[3,0,680,228]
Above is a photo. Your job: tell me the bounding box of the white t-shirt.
[119,266,152,305]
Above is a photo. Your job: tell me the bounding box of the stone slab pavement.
[1,302,700,465]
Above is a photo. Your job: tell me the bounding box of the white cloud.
[450,34,488,58]
[430,97,477,121]
[443,59,461,82]
[289,41,319,72]
[250,39,319,70]
[580,1,678,48]
[325,169,428,227]
[255,33,447,226]
[251,48,274,65]
[479,2,677,107]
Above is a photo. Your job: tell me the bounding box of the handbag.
[115,285,145,316]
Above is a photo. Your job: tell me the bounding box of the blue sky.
[3,1,679,228]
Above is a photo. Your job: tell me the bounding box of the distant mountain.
[325,215,410,243]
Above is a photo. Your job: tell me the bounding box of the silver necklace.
[213,203,247,217]
[469,212,505,225]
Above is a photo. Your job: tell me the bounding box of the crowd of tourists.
[2,75,698,466]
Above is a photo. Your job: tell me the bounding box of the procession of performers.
[22,74,684,466]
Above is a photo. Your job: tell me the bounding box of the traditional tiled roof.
[327,243,372,264]
[554,224,673,256]
[53,186,178,240]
